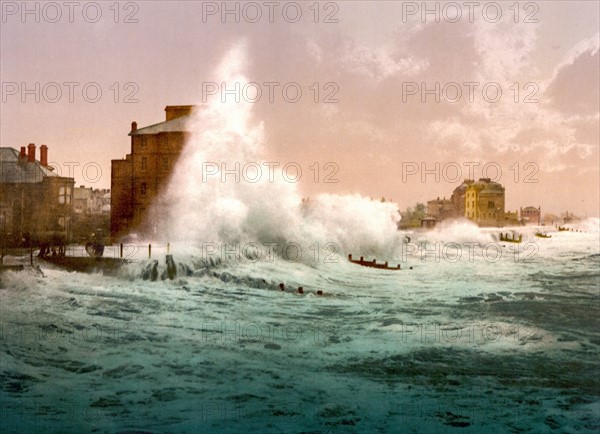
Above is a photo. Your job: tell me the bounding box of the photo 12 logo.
[400,241,539,264]
[401,2,539,24]
[200,161,339,184]
[201,1,339,24]
[0,320,139,344]
[401,162,539,184]
[398,322,539,344]
[200,321,338,345]
[2,82,140,103]
[201,81,339,104]
[200,241,340,264]
[1,1,140,24]
[402,82,539,104]
[1,159,106,184]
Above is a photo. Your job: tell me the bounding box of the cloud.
[304,30,429,82]
[414,30,599,167]
[338,41,429,81]
[546,34,600,115]
[472,20,539,82]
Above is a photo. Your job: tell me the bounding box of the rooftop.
[129,115,192,136]
[0,147,60,183]
[129,105,196,136]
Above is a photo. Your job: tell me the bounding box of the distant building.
[427,197,455,221]
[111,105,194,237]
[420,216,438,229]
[544,213,560,225]
[0,145,74,245]
[562,211,581,225]
[503,210,520,226]
[464,178,505,227]
[421,178,519,227]
[424,178,508,227]
[450,179,473,217]
[73,186,110,215]
[73,187,92,214]
[72,186,111,242]
[520,206,541,225]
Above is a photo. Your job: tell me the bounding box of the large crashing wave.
[148,40,401,262]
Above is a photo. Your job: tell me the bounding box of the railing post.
[148,244,151,259]
[167,242,170,254]
[120,243,123,258]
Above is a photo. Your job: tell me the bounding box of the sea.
[1,220,599,433]
[2,41,599,433]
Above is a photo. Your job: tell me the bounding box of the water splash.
[149,40,401,262]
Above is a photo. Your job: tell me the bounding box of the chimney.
[20,146,26,159]
[27,143,36,163]
[40,145,48,166]
[131,121,137,132]
[165,105,194,121]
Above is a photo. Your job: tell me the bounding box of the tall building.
[0,145,74,245]
[450,179,473,215]
[111,105,194,237]
[425,178,509,227]
[464,178,505,227]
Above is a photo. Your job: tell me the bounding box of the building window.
[142,157,147,171]
[141,182,147,196]
[140,136,147,149]
[162,157,168,170]
[59,186,71,204]
[488,201,495,209]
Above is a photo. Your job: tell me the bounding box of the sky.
[1,0,599,217]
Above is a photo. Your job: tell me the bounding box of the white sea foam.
[147,40,401,261]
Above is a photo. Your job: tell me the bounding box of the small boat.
[348,254,401,270]
[499,233,522,243]
[535,233,551,239]
[558,226,569,232]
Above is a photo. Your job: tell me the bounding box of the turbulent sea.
[1,222,599,433]
[2,41,599,434]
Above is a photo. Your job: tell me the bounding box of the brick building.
[111,105,194,237]
[520,206,541,225]
[464,178,505,227]
[0,144,74,245]
[422,196,454,227]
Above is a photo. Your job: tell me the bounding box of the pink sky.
[1,1,599,217]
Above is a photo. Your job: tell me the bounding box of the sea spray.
[147,40,402,263]
[420,218,495,244]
